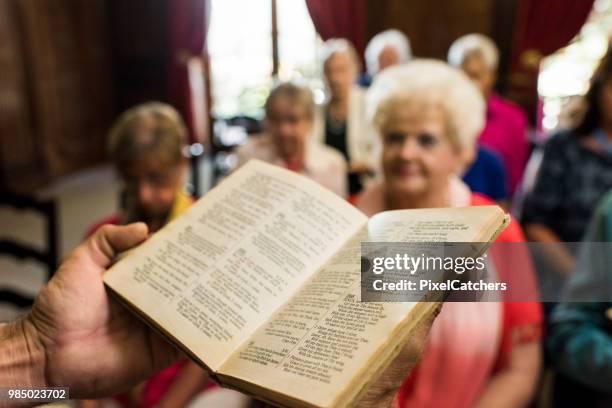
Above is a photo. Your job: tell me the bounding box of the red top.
[396,194,542,407]
[471,193,542,368]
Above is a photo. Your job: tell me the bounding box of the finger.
[86,223,149,268]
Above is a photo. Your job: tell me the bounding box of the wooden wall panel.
[365,0,520,94]
[366,0,493,60]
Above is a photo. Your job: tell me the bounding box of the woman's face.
[381,101,462,198]
[461,55,495,97]
[267,98,312,158]
[120,158,185,224]
[324,52,356,98]
[378,45,401,73]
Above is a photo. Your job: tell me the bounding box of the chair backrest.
[0,193,58,308]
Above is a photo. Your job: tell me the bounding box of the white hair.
[366,59,485,151]
[321,38,360,70]
[365,29,411,77]
[447,33,499,71]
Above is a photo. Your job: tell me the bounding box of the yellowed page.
[217,228,418,407]
[217,206,506,407]
[103,160,367,371]
[368,206,506,242]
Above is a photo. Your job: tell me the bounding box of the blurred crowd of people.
[88,30,612,407]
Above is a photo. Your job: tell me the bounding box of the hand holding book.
[103,160,507,407]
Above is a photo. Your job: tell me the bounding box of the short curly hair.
[321,38,361,72]
[366,59,485,152]
[108,102,188,171]
[265,82,315,121]
[447,33,499,71]
[365,29,412,77]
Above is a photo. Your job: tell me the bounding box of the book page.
[217,207,506,407]
[218,228,420,407]
[103,160,367,371]
[367,206,506,242]
[364,206,507,303]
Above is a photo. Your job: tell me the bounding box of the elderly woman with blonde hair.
[313,38,378,195]
[357,61,543,408]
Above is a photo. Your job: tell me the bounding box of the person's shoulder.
[313,141,347,166]
[235,134,273,158]
[542,129,577,151]
[349,85,368,112]
[470,192,496,206]
[477,147,504,168]
[489,94,528,130]
[490,94,526,116]
[547,128,575,141]
[242,133,272,149]
[351,84,367,98]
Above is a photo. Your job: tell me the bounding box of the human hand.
[254,303,440,408]
[355,302,441,407]
[2,223,180,400]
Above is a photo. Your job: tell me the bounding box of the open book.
[103,159,508,408]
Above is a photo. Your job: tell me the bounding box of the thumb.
[86,223,149,268]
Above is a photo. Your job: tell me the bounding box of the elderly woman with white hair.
[361,29,411,86]
[448,33,529,197]
[313,38,378,195]
[357,61,542,408]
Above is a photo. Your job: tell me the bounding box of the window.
[538,0,612,132]
[208,0,322,119]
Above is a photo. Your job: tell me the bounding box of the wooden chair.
[0,193,58,308]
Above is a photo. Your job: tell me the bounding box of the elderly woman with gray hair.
[448,34,529,197]
[313,38,379,195]
[236,82,348,197]
[357,61,542,408]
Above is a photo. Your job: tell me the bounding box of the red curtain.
[305,0,366,58]
[511,0,595,63]
[508,0,594,125]
[167,0,211,144]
